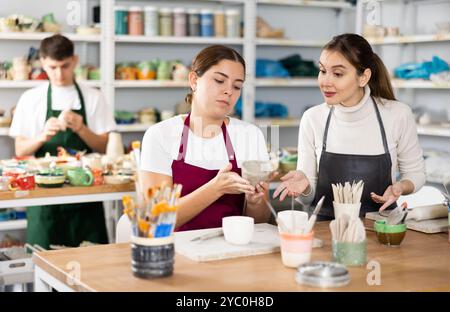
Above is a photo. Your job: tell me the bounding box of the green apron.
[26,82,108,249]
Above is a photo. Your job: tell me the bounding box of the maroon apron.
[172,114,244,231]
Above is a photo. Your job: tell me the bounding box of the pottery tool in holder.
[264,198,289,233]
[303,196,325,234]
[329,216,366,243]
[131,141,145,211]
[332,180,364,219]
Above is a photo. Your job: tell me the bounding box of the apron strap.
[322,97,389,154]
[371,96,389,154]
[322,106,334,151]
[177,114,238,168]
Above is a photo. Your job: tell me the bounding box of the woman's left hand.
[370,182,404,211]
[246,181,269,206]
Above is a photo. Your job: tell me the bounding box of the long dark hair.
[185,45,246,104]
[323,33,396,101]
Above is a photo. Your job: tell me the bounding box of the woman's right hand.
[38,117,61,143]
[211,163,255,196]
[273,170,310,201]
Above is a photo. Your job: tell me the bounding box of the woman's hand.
[371,182,404,211]
[212,163,255,196]
[273,170,310,201]
[246,181,268,205]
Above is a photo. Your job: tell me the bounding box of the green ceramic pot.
[374,220,407,246]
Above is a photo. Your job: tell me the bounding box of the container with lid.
[173,8,187,37]
[187,9,200,37]
[128,6,144,35]
[225,9,240,38]
[114,6,128,35]
[214,10,225,37]
[200,9,214,37]
[144,6,158,37]
[159,8,173,36]
[295,261,350,288]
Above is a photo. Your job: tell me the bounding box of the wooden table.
[32,221,450,292]
[0,183,135,208]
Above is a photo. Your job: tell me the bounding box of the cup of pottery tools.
[279,230,314,268]
[222,216,254,245]
[330,217,367,266]
[130,235,175,278]
[332,181,364,219]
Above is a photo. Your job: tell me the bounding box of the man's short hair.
[39,34,74,60]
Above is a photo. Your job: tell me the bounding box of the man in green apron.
[10,35,116,249]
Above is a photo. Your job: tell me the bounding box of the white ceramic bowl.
[222,216,254,245]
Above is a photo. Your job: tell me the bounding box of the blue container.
[115,6,128,35]
[200,9,214,37]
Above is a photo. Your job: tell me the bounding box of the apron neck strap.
[322,96,389,154]
[177,114,238,166]
[46,81,88,126]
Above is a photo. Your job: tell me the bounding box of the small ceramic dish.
[104,175,131,185]
[35,173,66,188]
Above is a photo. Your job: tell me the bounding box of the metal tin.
[295,261,350,288]
[214,10,225,37]
[128,6,144,35]
[159,8,173,36]
[200,9,214,37]
[187,9,200,36]
[173,7,187,37]
[144,6,158,37]
[114,6,128,35]
[225,9,240,38]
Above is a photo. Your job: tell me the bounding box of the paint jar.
[214,10,225,37]
[114,6,128,35]
[144,6,158,37]
[200,9,214,37]
[187,9,200,36]
[225,9,240,38]
[128,6,144,35]
[159,8,173,36]
[173,8,187,37]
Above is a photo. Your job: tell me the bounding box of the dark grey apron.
[313,97,395,219]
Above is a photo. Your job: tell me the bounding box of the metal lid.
[295,261,350,288]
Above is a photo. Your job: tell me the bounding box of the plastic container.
[128,6,144,35]
[173,8,187,37]
[225,9,240,38]
[144,6,158,37]
[187,9,200,36]
[332,240,367,266]
[200,9,214,37]
[114,6,128,35]
[214,10,225,37]
[159,8,173,36]
[131,235,174,278]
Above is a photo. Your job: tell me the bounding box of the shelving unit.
[0,220,27,231]
[355,0,450,143]
[0,80,101,88]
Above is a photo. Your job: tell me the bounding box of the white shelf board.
[256,38,326,47]
[254,118,300,127]
[116,124,151,132]
[255,78,318,87]
[257,0,353,9]
[367,33,450,45]
[0,128,9,136]
[115,35,244,45]
[392,79,450,89]
[114,80,189,88]
[0,219,27,231]
[0,32,100,42]
[0,80,101,88]
[417,125,450,138]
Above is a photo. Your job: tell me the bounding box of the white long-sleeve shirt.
[297,85,426,205]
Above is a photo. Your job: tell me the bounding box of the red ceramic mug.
[8,175,36,191]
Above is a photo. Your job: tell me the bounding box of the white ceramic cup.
[277,210,309,234]
[333,202,361,219]
[222,216,254,245]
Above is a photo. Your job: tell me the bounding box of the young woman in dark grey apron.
[273,34,423,216]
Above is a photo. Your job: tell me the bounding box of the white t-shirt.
[141,115,269,176]
[297,85,426,205]
[9,82,116,138]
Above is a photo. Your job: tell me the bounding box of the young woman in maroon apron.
[273,34,424,218]
[140,45,271,230]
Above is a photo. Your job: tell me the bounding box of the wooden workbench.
[32,220,450,292]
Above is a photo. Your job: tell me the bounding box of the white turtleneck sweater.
[297,85,426,205]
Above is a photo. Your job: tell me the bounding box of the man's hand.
[38,117,61,143]
[62,110,84,133]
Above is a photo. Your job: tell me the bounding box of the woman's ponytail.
[369,53,396,101]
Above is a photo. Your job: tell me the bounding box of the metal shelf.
[0,32,100,42]
[115,35,244,45]
[255,78,318,87]
[256,0,354,9]
[0,219,27,231]
[367,34,450,45]
[115,124,151,132]
[0,80,101,88]
[256,38,326,47]
[417,125,450,137]
[114,80,189,88]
